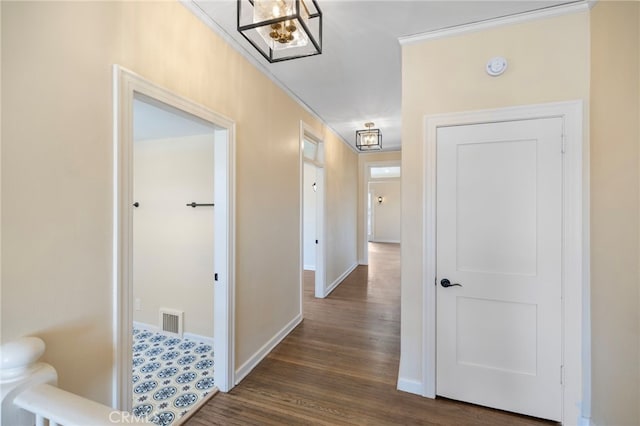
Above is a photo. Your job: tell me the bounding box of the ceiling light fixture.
[356,122,382,151]
[237,0,322,63]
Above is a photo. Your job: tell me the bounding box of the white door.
[436,118,563,421]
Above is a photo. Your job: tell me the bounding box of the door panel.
[456,297,537,376]
[456,139,537,275]
[436,118,563,421]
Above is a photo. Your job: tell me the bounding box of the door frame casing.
[422,101,588,424]
[299,122,326,300]
[112,65,236,410]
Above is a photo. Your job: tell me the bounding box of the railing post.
[1,337,58,426]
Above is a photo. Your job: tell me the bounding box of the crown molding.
[179,0,358,155]
[398,1,591,46]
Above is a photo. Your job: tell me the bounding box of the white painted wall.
[133,134,215,338]
[303,162,317,270]
[369,180,401,243]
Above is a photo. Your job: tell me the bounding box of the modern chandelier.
[237,0,323,63]
[356,122,382,151]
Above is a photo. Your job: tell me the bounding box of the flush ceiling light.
[356,122,382,151]
[237,0,322,63]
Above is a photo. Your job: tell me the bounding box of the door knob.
[440,278,462,288]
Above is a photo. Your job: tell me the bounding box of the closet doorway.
[114,67,236,415]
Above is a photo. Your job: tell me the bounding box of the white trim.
[578,417,594,426]
[213,122,237,393]
[397,377,424,396]
[369,239,401,244]
[580,98,592,421]
[421,101,588,425]
[132,321,159,333]
[234,314,302,384]
[181,0,357,155]
[322,262,358,298]
[303,265,316,271]
[314,166,326,298]
[399,1,590,45]
[113,65,236,409]
[183,333,215,347]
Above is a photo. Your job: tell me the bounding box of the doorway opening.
[300,123,325,300]
[363,161,401,266]
[113,66,236,415]
[130,96,218,423]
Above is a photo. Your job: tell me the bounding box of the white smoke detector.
[486,56,508,76]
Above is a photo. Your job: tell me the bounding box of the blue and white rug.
[131,328,215,425]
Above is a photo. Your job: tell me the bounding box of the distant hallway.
[188,242,551,425]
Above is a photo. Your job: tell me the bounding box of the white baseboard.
[323,262,358,298]
[133,321,160,333]
[397,377,424,396]
[579,417,594,426]
[234,313,302,384]
[303,265,316,271]
[396,375,591,423]
[133,321,214,345]
[370,239,401,244]
[184,332,214,346]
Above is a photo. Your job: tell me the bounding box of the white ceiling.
[133,98,217,141]
[188,0,580,151]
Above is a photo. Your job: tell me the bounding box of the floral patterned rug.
[131,327,216,425]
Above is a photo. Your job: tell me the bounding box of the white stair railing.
[1,337,151,426]
[14,382,141,426]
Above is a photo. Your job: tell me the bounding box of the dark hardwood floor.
[187,243,553,425]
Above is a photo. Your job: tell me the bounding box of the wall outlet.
[135,298,142,311]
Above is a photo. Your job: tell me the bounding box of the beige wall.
[324,132,359,287]
[357,151,401,263]
[2,1,118,403]
[590,2,640,425]
[369,180,401,243]
[400,7,589,408]
[1,0,357,404]
[133,134,215,338]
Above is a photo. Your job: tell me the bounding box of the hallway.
[187,243,551,425]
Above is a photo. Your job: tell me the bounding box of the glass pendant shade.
[238,0,322,63]
[356,123,382,151]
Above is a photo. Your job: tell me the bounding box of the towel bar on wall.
[186,202,215,208]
